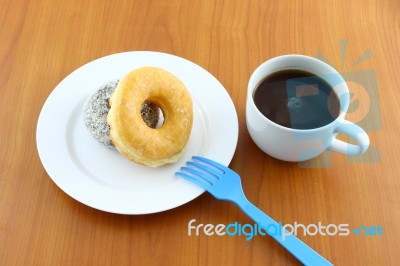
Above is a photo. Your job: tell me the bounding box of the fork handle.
[238,200,333,266]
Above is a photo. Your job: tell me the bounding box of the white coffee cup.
[246,54,369,162]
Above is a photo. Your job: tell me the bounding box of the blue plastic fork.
[176,156,333,266]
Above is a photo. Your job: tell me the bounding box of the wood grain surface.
[1,0,399,265]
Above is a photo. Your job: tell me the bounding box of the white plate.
[36,51,238,214]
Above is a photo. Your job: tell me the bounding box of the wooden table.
[1,0,399,265]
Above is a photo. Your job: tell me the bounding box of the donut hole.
[141,101,164,129]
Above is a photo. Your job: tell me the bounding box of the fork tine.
[175,171,212,188]
[180,166,215,186]
[187,161,221,179]
[192,156,226,172]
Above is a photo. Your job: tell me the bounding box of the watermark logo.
[299,39,382,168]
[188,219,383,241]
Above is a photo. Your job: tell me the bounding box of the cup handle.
[329,121,370,156]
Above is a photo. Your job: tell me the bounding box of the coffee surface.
[253,69,340,129]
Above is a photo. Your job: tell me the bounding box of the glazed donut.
[107,67,193,167]
[83,80,160,149]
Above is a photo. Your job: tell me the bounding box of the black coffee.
[253,69,340,129]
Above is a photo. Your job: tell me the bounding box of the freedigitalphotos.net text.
[187,219,383,241]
